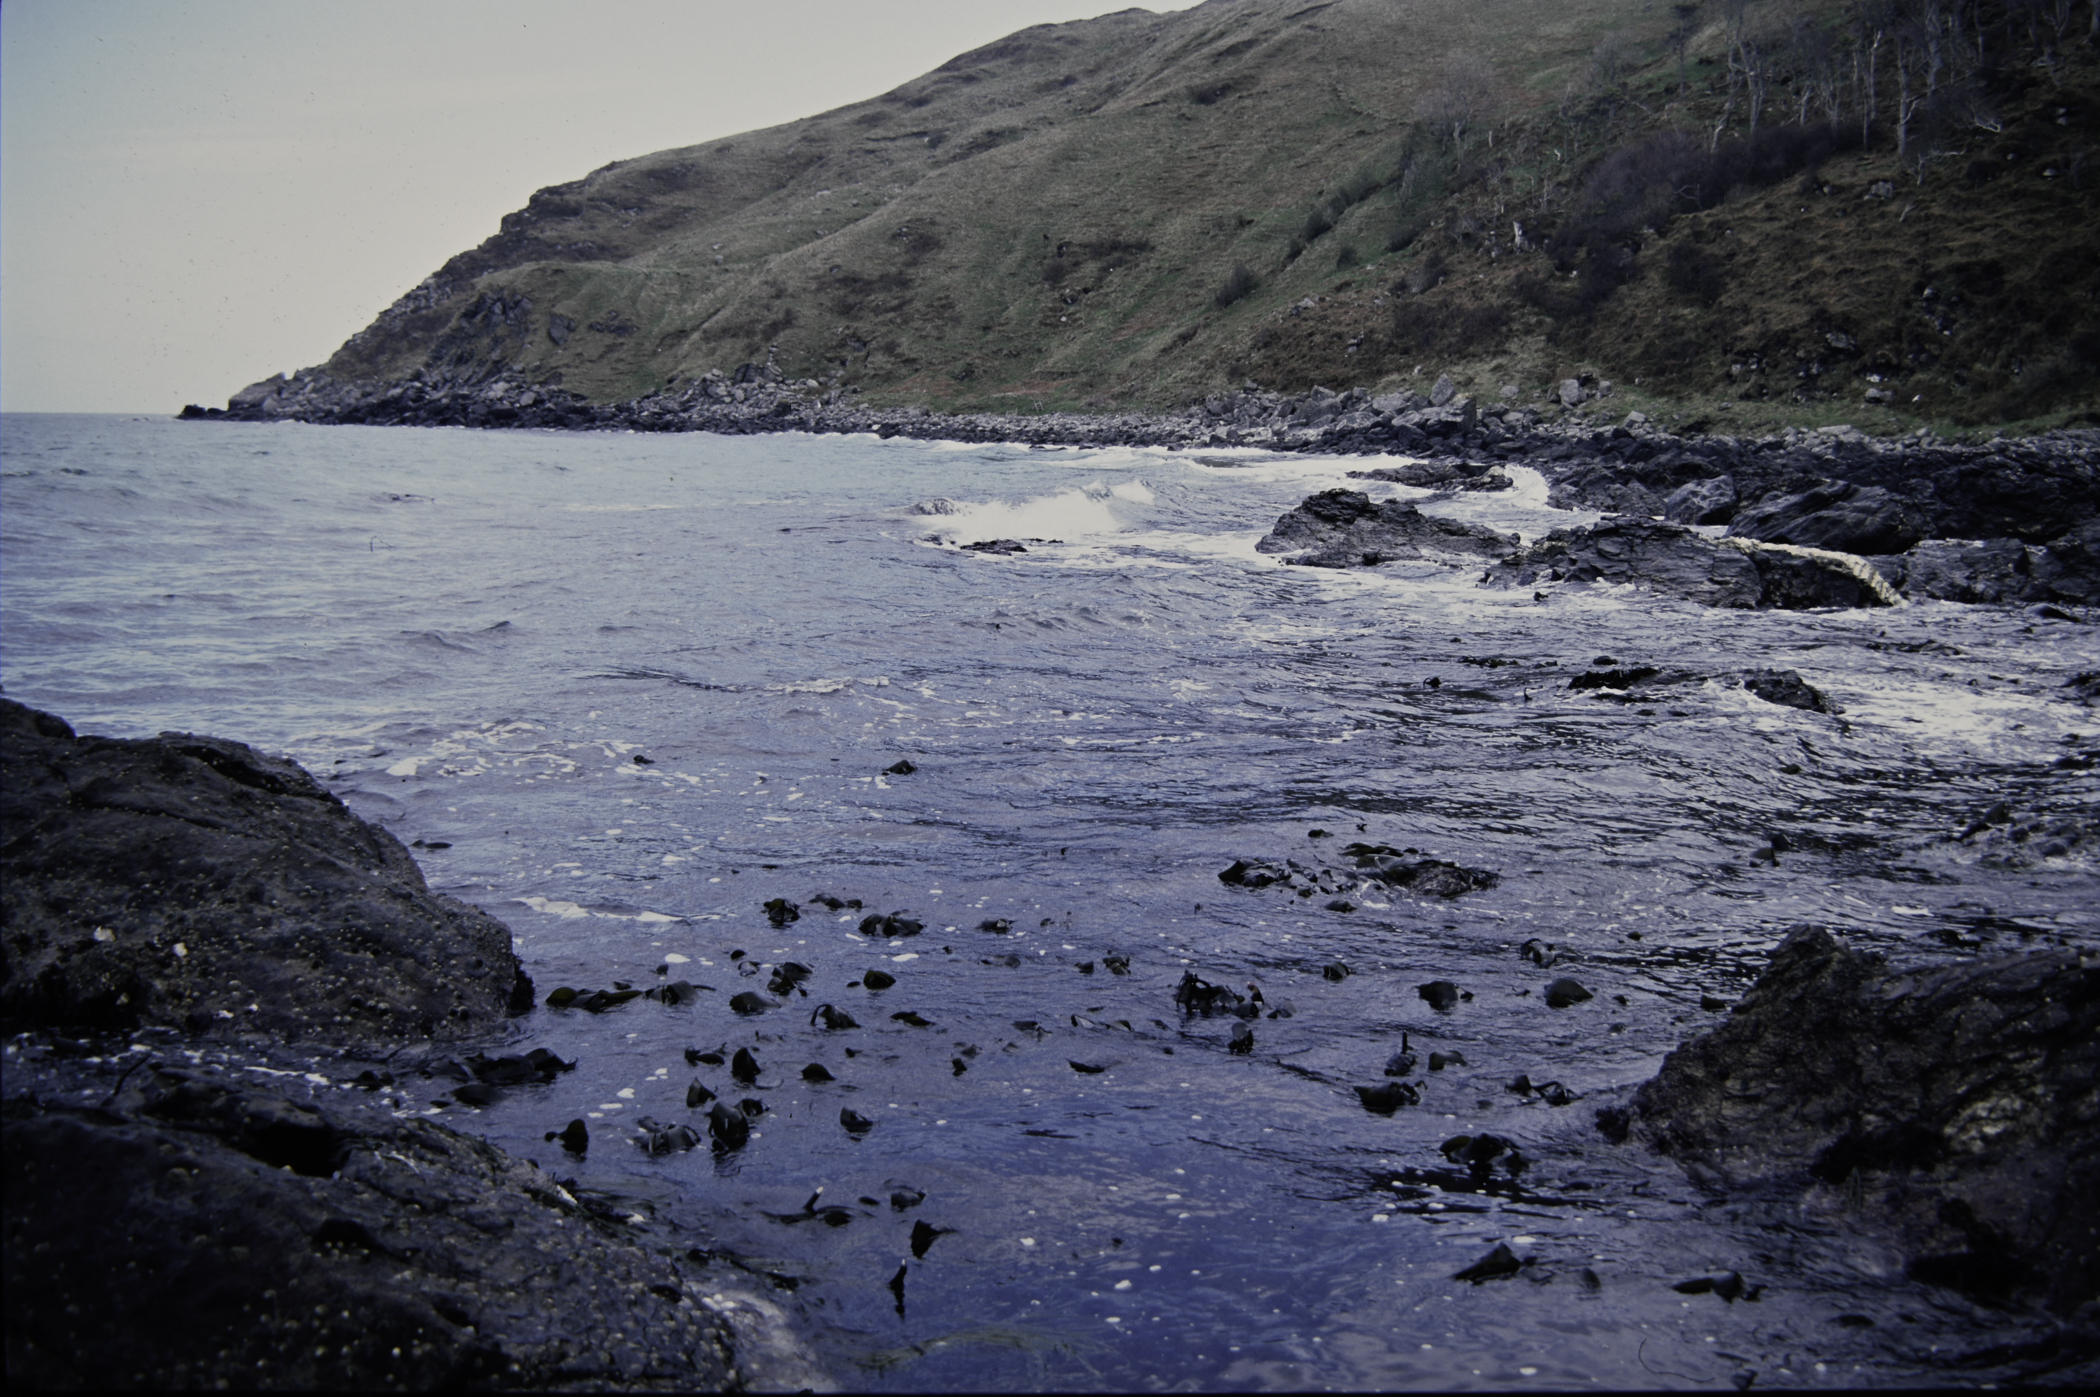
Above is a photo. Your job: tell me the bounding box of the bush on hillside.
[1214,263,1259,310]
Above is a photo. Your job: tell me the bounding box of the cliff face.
[226,0,2099,430]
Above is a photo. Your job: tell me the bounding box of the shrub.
[1388,297,1510,356]
[1665,243,1727,305]
[1214,263,1258,309]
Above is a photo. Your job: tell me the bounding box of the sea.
[4,411,2094,1389]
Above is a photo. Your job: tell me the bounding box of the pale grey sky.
[1,1,1196,414]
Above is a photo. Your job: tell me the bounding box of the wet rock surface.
[1612,927,2100,1315]
[0,702,785,1389]
[2,1040,742,1390]
[1483,519,1762,608]
[0,699,525,1041]
[1255,488,1517,569]
[1482,519,1897,610]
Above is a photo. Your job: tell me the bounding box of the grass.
[307,0,2099,436]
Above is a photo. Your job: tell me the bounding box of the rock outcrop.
[0,699,528,1041]
[1607,927,2099,1313]
[1481,518,1884,609]
[1726,480,1928,555]
[3,1057,741,1389]
[1255,489,1518,568]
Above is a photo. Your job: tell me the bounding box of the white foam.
[915,479,1155,546]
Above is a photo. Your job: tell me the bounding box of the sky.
[1,0,1197,414]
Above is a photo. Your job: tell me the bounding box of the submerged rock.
[2,1066,733,1388]
[1611,926,2099,1312]
[1741,669,1836,713]
[0,700,525,1042]
[1453,1242,1525,1282]
[1343,843,1498,896]
[1256,489,1518,569]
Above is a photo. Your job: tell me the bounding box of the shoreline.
[182,371,2100,611]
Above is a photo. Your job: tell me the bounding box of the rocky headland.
[0,699,774,1390]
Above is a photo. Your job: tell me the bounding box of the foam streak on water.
[4,414,2096,1390]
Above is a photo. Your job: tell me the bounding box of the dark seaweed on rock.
[1174,970,1248,1018]
[466,1048,575,1084]
[1343,844,1499,896]
[634,1116,703,1154]
[1356,1080,1419,1114]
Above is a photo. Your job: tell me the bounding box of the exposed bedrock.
[1876,520,2100,605]
[1607,927,2100,1315]
[1726,480,1927,555]
[0,699,529,1041]
[3,1067,738,1390]
[1255,488,1517,569]
[1480,518,1884,610]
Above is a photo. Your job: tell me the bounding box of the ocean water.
[4,412,2095,1389]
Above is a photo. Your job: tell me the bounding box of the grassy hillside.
[307,0,2099,431]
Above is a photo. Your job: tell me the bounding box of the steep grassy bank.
[236,0,2099,434]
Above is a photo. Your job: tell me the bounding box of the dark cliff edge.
[1,699,764,1390]
[1603,926,2100,1322]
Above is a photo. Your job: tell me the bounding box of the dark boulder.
[0,701,523,1042]
[2,1064,735,1388]
[1748,547,1889,609]
[1727,481,1926,555]
[1485,520,1888,610]
[2028,520,2100,604]
[1741,669,1835,713]
[1612,926,2099,1313]
[1256,489,1518,569]
[1902,538,2036,604]
[1483,519,1763,608]
[1661,475,1739,525]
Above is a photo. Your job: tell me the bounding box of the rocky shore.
[1605,926,2099,1320]
[186,363,2099,612]
[0,700,775,1390]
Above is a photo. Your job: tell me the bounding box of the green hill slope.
[279,0,2098,431]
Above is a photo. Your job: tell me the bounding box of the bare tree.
[1586,32,1638,93]
[1416,54,1500,151]
[1667,3,1702,91]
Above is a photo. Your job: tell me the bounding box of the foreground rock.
[1607,927,2099,1314]
[3,1052,741,1389]
[1,699,528,1040]
[1256,489,1517,568]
